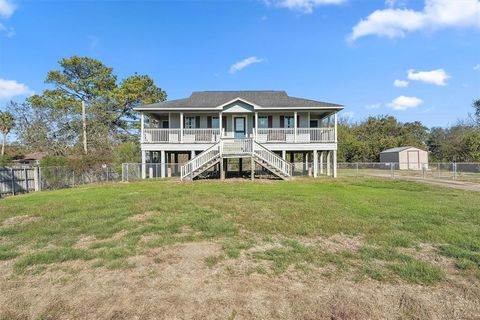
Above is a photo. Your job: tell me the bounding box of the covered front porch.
[140,111,337,144]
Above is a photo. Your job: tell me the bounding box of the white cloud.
[388,95,422,111]
[393,79,409,87]
[229,56,264,74]
[0,22,12,36]
[365,103,381,110]
[349,0,480,41]
[265,0,345,13]
[407,68,450,86]
[0,78,33,99]
[0,0,15,19]
[474,64,480,71]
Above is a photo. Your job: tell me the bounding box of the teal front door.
[234,117,246,139]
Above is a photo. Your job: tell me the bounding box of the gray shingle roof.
[380,146,415,153]
[135,91,343,110]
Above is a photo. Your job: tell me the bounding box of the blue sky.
[0,0,479,127]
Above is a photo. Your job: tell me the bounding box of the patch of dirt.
[1,241,479,319]
[316,233,363,252]
[2,215,40,227]
[128,211,160,222]
[74,235,97,249]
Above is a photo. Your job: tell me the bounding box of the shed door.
[407,150,420,170]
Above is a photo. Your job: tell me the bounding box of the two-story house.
[134,91,343,180]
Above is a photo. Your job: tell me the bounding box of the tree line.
[337,106,480,162]
[0,56,479,167]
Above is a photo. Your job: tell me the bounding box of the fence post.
[11,168,15,195]
[356,162,359,177]
[34,167,39,191]
[24,168,29,192]
[390,163,395,179]
[422,164,426,179]
[453,162,457,180]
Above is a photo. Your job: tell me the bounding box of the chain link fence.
[337,162,480,183]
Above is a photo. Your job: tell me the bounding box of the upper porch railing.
[143,127,335,144]
[144,128,221,143]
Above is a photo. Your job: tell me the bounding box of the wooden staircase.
[181,139,292,181]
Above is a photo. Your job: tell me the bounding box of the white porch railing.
[296,128,335,142]
[256,128,295,143]
[181,143,221,179]
[255,128,335,143]
[143,128,335,143]
[221,138,253,156]
[144,128,221,143]
[253,141,293,177]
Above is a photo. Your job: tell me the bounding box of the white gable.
[222,100,254,113]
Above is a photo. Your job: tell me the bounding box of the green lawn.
[0,177,479,284]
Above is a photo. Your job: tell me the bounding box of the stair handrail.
[253,141,292,177]
[181,142,221,180]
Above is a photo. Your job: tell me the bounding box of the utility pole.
[82,100,88,155]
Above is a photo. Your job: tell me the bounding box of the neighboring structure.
[134,91,343,180]
[380,147,428,170]
[14,152,47,166]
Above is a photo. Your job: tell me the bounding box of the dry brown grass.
[1,240,479,320]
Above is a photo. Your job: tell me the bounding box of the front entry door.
[234,117,246,139]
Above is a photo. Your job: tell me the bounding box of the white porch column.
[161,150,166,178]
[255,112,258,138]
[282,150,287,173]
[334,112,338,143]
[327,151,331,176]
[320,151,324,174]
[294,111,298,143]
[333,149,337,178]
[180,112,184,143]
[140,113,145,143]
[191,150,195,159]
[141,150,146,179]
[219,112,223,138]
[313,150,318,177]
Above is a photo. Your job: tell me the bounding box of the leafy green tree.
[473,99,480,126]
[0,111,15,156]
[461,130,480,161]
[114,141,140,165]
[29,56,166,155]
[338,116,429,162]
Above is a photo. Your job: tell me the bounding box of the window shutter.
[195,116,201,129]
[279,116,284,128]
[268,116,273,128]
[297,115,300,127]
[207,116,212,128]
[222,116,227,129]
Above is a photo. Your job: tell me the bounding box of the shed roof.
[380,146,425,153]
[134,91,343,110]
[23,151,47,161]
